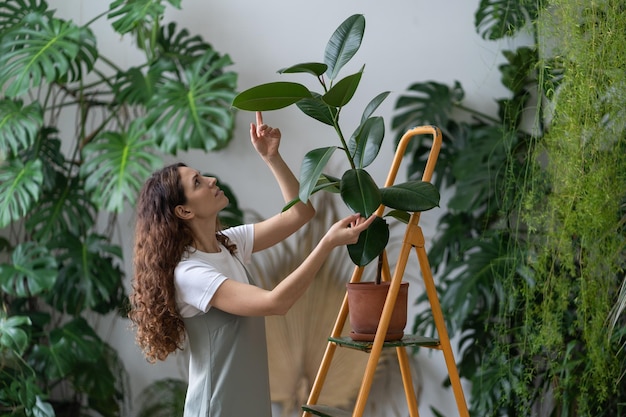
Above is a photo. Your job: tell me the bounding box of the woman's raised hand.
[250,111,281,160]
[324,213,377,248]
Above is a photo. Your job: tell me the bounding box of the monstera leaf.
[392,80,464,138]
[0,13,97,97]
[17,127,65,192]
[0,241,57,298]
[46,233,125,315]
[0,314,31,355]
[0,0,51,29]
[112,21,219,106]
[26,174,96,242]
[29,318,107,380]
[0,99,42,156]
[157,21,215,64]
[108,0,180,36]
[81,119,161,213]
[112,65,162,105]
[147,50,237,153]
[0,158,43,227]
[475,0,544,40]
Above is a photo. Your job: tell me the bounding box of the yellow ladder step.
[329,334,440,352]
[302,404,352,417]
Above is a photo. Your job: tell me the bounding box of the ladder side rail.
[414,228,470,417]
[396,346,421,417]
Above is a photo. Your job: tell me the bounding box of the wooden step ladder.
[301,125,470,417]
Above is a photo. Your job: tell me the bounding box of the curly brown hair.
[129,163,236,363]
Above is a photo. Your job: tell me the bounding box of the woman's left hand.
[250,111,281,159]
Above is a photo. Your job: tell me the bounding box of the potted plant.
[232,14,440,341]
[0,0,242,415]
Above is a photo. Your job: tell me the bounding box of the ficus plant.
[232,14,440,267]
[0,0,242,415]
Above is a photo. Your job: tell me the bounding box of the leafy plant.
[0,0,242,415]
[231,14,440,267]
[394,0,626,416]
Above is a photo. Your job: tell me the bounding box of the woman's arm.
[249,112,315,252]
[210,213,375,316]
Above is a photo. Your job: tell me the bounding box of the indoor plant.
[232,14,440,340]
[0,0,241,415]
[392,0,626,415]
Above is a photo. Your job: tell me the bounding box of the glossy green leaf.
[347,216,389,266]
[361,91,390,124]
[296,92,338,126]
[0,314,31,354]
[324,14,365,80]
[299,147,337,204]
[340,169,381,217]
[0,14,97,97]
[232,81,312,111]
[148,51,237,153]
[278,62,328,77]
[322,70,362,107]
[0,241,57,298]
[81,119,161,213]
[282,174,341,211]
[348,116,385,169]
[0,99,42,156]
[380,181,440,212]
[384,209,411,224]
[46,233,125,315]
[315,173,341,194]
[0,158,43,227]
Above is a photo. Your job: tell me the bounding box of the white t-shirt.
[174,224,254,318]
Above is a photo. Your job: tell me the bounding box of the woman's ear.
[175,205,193,220]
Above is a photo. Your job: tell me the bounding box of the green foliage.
[135,378,187,417]
[0,0,244,415]
[232,14,440,266]
[396,0,626,416]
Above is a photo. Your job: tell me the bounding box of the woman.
[129,112,375,417]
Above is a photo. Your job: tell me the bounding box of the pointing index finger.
[256,111,263,127]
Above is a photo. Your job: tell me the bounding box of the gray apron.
[182,257,272,417]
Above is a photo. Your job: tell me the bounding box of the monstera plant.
[232,14,440,267]
[0,0,241,415]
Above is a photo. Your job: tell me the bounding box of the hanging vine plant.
[392,0,626,416]
[520,0,626,413]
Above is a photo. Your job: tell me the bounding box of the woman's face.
[176,166,229,220]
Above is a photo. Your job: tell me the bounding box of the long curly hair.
[129,163,236,363]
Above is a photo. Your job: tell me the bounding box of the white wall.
[47,1,527,416]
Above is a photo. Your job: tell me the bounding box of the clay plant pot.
[346,281,409,342]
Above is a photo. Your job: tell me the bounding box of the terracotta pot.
[346,281,408,342]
